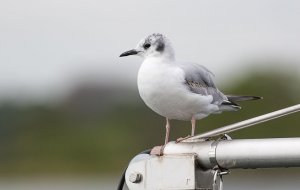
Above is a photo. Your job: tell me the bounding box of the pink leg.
[191,117,196,136]
[165,118,171,145]
[150,118,171,156]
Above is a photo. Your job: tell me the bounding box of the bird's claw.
[150,145,165,156]
[175,135,191,143]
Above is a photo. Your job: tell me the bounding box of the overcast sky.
[0,0,300,102]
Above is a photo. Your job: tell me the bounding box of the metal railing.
[125,104,300,190]
[165,138,300,169]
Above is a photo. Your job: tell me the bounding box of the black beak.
[119,49,138,57]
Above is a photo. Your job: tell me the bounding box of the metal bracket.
[209,134,232,169]
[209,134,232,190]
[209,140,219,167]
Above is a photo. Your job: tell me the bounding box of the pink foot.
[150,145,165,156]
[175,135,191,143]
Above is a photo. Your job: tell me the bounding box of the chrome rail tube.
[164,138,300,169]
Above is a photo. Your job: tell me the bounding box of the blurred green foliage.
[0,69,299,176]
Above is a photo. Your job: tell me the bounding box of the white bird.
[120,33,261,145]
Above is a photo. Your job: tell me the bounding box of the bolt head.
[129,172,142,183]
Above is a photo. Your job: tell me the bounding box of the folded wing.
[179,62,229,106]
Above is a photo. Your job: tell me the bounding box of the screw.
[129,172,142,183]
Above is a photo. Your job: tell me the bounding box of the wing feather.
[179,63,228,105]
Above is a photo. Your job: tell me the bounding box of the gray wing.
[178,62,228,105]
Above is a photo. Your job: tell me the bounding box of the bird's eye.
[143,43,151,49]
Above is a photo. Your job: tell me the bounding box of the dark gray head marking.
[156,41,165,52]
[143,33,165,52]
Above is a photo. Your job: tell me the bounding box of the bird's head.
[120,33,175,60]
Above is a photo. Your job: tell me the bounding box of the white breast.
[137,58,216,121]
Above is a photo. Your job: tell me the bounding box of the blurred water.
[0,169,299,190]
